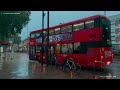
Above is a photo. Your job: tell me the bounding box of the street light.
[46,11,49,66]
[10,35,14,59]
[41,11,45,66]
[41,11,49,66]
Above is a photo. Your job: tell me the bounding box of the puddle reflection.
[42,64,47,74]
[70,70,73,79]
[33,63,37,72]
[1,52,119,79]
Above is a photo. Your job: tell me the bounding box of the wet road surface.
[0,52,119,79]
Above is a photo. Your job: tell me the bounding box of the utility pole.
[11,35,14,59]
[47,11,49,66]
[41,11,45,66]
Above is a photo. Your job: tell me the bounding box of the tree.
[0,11,31,42]
[13,35,21,44]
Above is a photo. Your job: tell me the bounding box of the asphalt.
[0,52,119,79]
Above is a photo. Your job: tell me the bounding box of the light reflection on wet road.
[0,52,119,79]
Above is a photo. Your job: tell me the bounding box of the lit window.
[85,20,94,29]
[74,43,80,50]
[55,28,60,34]
[55,44,60,54]
[43,31,47,36]
[61,25,72,33]
[73,22,84,31]
[61,43,73,54]
[61,44,68,54]
[49,29,54,35]
[73,42,81,54]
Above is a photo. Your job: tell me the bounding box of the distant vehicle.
[29,15,113,68]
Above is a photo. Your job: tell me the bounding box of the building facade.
[108,14,120,53]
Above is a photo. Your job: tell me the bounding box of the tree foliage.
[13,35,21,44]
[0,11,31,42]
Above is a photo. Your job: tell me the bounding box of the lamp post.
[41,11,45,66]
[46,11,49,66]
[10,35,14,59]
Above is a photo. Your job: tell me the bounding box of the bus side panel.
[54,47,112,68]
[54,54,66,64]
[38,53,47,63]
[55,53,96,68]
[73,27,102,42]
[34,52,47,63]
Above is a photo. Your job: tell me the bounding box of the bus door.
[48,45,55,64]
[35,45,42,62]
[29,46,35,60]
[50,45,55,58]
[42,45,47,63]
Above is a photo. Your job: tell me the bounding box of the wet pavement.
[0,52,120,79]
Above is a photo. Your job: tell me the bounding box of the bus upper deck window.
[85,20,94,29]
[73,22,84,31]
[55,28,60,34]
[43,31,47,36]
[61,25,72,33]
[49,29,54,35]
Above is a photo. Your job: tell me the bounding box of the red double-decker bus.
[29,15,113,68]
